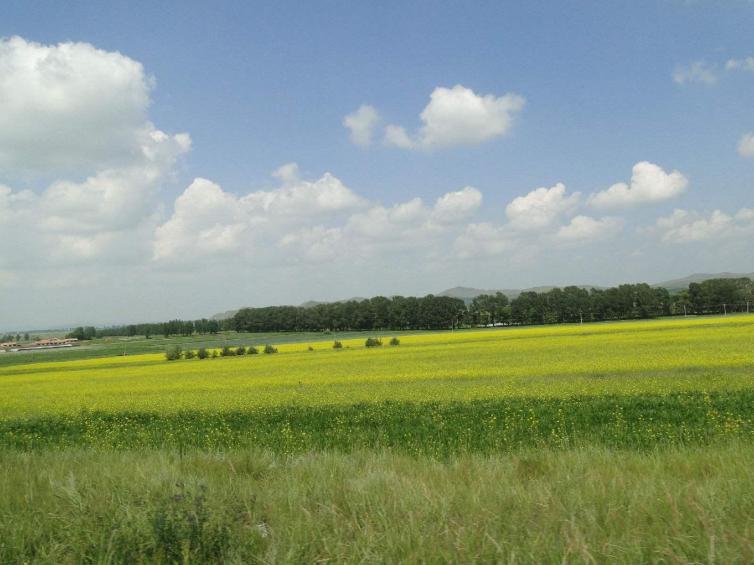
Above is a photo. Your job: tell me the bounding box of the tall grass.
[2,445,753,563]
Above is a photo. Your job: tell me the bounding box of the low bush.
[389,337,400,346]
[248,346,259,355]
[197,348,209,359]
[333,340,343,349]
[236,346,246,356]
[165,346,182,361]
[220,346,234,357]
[365,337,382,348]
[308,346,314,351]
[184,349,196,359]
[263,344,278,354]
[211,350,219,359]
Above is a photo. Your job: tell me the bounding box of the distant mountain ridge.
[652,272,754,291]
[210,272,754,319]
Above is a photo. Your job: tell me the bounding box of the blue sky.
[1,1,754,328]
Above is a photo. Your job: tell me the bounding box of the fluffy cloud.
[384,85,525,149]
[555,215,623,242]
[432,186,482,224]
[650,208,754,243]
[0,38,190,272]
[154,167,368,261]
[588,162,688,209]
[505,183,580,231]
[738,133,754,158]
[343,105,380,146]
[155,170,488,265]
[241,168,366,217]
[672,61,718,85]
[0,36,164,177]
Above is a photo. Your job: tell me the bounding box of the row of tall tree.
[59,277,753,339]
[233,278,754,331]
[232,295,468,332]
[68,318,222,340]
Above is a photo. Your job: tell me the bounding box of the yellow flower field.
[2,315,753,418]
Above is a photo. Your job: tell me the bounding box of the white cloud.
[432,186,482,224]
[505,183,580,231]
[0,36,165,177]
[279,226,344,263]
[343,105,380,146]
[555,215,623,242]
[383,125,414,149]
[153,178,248,260]
[588,162,688,209]
[271,162,300,184]
[453,223,511,258]
[0,38,190,272]
[241,170,367,218]
[650,208,754,243]
[672,61,718,85]
[384,85,525,149]
[673,56,754,86]
[738,133,754,158]
[725,57,754,72]
[154,166,367,261]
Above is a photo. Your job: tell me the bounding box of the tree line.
[61,277,753,339]
[67,319,222,340]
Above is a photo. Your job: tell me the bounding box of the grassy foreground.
[2,445,753,564]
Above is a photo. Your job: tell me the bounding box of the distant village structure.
[0,337,78,352]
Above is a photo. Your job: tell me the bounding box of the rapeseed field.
[2,315,753,452]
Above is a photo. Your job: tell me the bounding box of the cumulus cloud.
[384,85,525,149]
[0,37,190,271]
[650,208,754,243]
[555,215,623,242]
[672,61,718,85]
[154,168,489,266]
[0,36,167,177]
[738,133,754,158]
[343,105,380,146]
[154,166,368,261]
[588,162,688,209]
[432,186,482,224]
[505,183,580,231]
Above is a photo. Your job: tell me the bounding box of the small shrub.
[247,345,259,355]
[211,350,219,358]
[184,349,196,359]
[220,345,234,357]
[308,346,314,351]
[389,337,400,346]
[197,348,209,359]
[333,340,343,349]
[365,337,382,348]
[263,344,278,354]
[165,346,182,361]
[236,345,246,355]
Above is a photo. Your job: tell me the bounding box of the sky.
[1,1,754,330]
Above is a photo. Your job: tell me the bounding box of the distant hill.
[211,272,753,318]
[652,272,754,292]
[438,284,605,303]
[210,309,239,321]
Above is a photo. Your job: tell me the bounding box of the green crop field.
[2,315,754,562]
